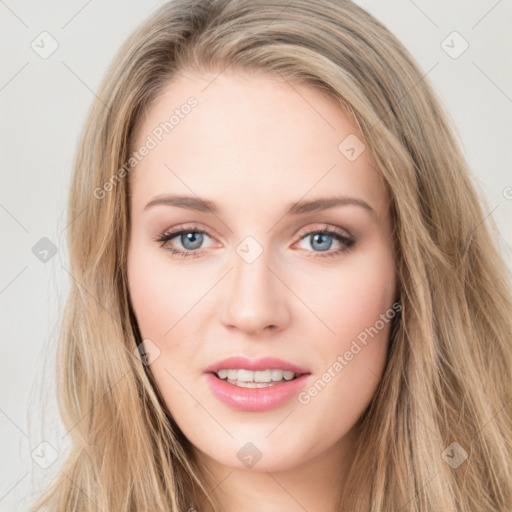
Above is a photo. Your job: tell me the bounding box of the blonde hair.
[32,0,512,510]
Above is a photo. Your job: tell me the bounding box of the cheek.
[127,244,192,340]
[300,244,396,347]
[127,242,212,394]
[127,247,199,400]
[298,244,396,407]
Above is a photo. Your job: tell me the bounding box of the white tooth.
[255,382,271,388]
[228,380,255,388]
[218,368,297,382]
[254,370,272,382]
[237,369,254,382]
[271,369,284,381]
[226,379,279,388]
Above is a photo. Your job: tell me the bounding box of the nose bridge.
[221,238,290,333]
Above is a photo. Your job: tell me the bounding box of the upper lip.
[204,356,311,375]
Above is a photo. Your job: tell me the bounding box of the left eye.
[296,229,352,253]
[155,225,355,259]
[293,227,355,257]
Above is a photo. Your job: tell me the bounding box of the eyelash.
[154,223,356,260]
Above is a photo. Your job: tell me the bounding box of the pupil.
[182,232,203,250]
[311,233,332,251]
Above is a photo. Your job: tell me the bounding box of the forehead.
[129,69,388,217]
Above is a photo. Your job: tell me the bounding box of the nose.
[220,247,291,335]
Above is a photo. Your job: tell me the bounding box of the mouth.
[203,356,312,410]
[211,368,306,388]
[205,369,312,412]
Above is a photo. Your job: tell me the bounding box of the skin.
[127,69,397,512]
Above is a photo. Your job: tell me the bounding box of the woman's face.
[127,69,397,473]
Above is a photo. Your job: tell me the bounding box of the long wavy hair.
[32,0,512,510]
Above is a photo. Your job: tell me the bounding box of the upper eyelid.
[158,223,352,239]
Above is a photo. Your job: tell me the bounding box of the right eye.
[155,224,217,259]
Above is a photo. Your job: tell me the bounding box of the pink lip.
[205,373,312,412]
[203,356,312,412]
[203,356,310,375]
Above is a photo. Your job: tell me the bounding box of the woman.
[32,0,512,511]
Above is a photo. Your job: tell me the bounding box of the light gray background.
[1,1,511,510]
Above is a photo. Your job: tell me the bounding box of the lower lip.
[205,373,311,412]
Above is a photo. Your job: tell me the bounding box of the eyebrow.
[144,194,375,216]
